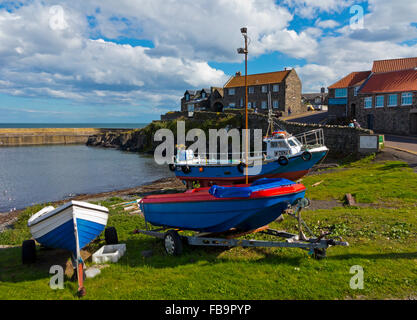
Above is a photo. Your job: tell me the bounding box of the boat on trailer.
[139,178,306,233]
[25,201,109,296]
[169,112,329,187]
[136,178,349,259]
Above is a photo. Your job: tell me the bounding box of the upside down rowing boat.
[139,178,306,233]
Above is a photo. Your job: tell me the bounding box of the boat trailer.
[133,199,349,260]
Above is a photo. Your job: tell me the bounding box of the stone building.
[181,87,224,113]
[222,69,303,115]
[328,57,417,135]
[302,91,328,109]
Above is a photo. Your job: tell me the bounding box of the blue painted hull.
[175,150,327,184]
[140,190,306,233]
[35,218,106,255]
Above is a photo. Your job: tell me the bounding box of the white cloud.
[315,19,340,29]
[283,0,355,18]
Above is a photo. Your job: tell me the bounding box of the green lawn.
[1,156,416,300]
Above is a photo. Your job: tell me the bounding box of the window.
[228,88,235,96]
[201,92,206,99]
[229,102,236,108]
[401,92,412,105]
[185,93,190,101]
[376,96,384,108]
[262,85,268,93]
[273,100,279,109]
[315,97,321,104]
[187,104,194,112]
[335,88,347,98]
[388,94,397,107]
[249,87,254,94]
[273,84,279,92]
[261,101,267,109]
[252,101,256,108]
[364,97,373,109]
[248,102,252,108]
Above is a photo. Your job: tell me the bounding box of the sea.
[0,123,173,213]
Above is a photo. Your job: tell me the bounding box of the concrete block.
[85,268,101,278]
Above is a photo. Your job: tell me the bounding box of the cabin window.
[288,140,297,147]
[273,100,279,109]
[376,96,384,108]
[262,85,268,93]
[401,92,412,105]
[249,87,254,94]
[273,84,279,92]
[388,94,397,107]
[364,97,373,109]
[229,88,235,96]
[271,141,287,148]
[335,88,347,98]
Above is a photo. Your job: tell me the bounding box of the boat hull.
[174,149,327,186]
[28,201,108,255]
[140,183,306,233]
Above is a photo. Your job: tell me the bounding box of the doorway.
[351,104,356,118]
[410,113,417,134]
[367,114,374,130]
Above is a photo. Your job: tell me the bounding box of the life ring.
[181,165,191,174]
[302,151,312,162]
[169,164,176,172]
[237,162,245,174]
[278,156,289,166]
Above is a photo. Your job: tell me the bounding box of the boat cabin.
[264,131,303,159]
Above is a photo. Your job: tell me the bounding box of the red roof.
[328,71,371,89]
[372,57,417,73]
[224,70,290,88]
[360,69,417,94]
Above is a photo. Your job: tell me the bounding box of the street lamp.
[237,27,249,184]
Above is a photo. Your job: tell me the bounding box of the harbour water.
[0,123,148,129]
[0,144,172,213]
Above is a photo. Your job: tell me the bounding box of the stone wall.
[0,128,124,147]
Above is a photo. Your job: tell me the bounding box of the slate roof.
[224,70,291,88]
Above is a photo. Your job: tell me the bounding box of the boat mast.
[238,27,249,184]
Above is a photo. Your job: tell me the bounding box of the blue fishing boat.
[139,178,306,233]
[27,201,109,296]
[28,201,109,254]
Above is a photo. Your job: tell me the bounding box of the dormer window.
[201,92,206,99]
[185,93,190,101]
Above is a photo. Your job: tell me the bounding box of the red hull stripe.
[141,184,306,204]
[179,170,310,183]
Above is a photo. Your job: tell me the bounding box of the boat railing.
[293,129,325,150]
[174,152,265,166]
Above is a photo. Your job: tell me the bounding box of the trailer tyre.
[22,240,37,264]
[164,230,183,256]
[105,227,119,245]
[169,164,176,172]
[278,156,289,166]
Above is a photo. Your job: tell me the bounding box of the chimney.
[235,71,242,76]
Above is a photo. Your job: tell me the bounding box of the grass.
[0,157,416,300]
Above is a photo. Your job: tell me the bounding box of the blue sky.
[0,0,416,123]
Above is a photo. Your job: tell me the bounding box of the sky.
[0,0,417,123]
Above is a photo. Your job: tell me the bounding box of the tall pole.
[245,34,248,184]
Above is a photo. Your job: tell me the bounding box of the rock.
[85,267,101,279]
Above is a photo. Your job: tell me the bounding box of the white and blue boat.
[28,201,109,255]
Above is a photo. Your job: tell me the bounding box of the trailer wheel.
[182,166,191,174]
[313,248,327,260]
[302,151,312,161]
[105,227,119,245]
[278,156,289,166]
[164,230,183,256]
[22,240,37,264]
[169,164,176,172]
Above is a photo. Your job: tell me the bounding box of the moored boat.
[139,178,306,233]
